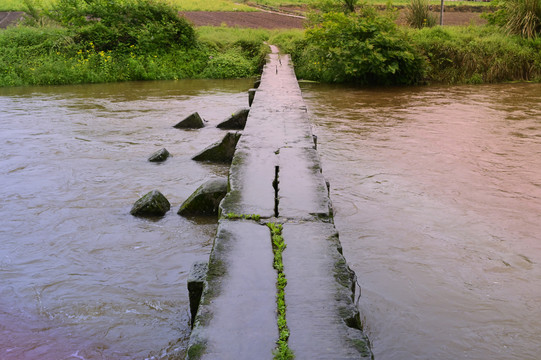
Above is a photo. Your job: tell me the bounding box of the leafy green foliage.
[405,0,437,28]
[409,25,541,84]
[503,0,541,38]
[201,49,255,78]
[44,0,196,52]
[0,21,270,86]
[484,0,541,38]
[295,9,426,85]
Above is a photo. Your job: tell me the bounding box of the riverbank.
[1,2,539,87]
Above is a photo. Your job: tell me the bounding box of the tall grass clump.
[405,0,437,28]
[293,7,426,85]
[409,25,541,84]
[485,0,541,38]
[504,0,541,38]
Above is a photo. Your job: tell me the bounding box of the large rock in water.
[148,148,170,162]
[178,178,228,216]
[174,112,205,129]
[216,108,250,130]
[192,132,241,163]
[130,190,171,217]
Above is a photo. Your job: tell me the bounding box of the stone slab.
[282,222,372,360]
[219,148,277,219]
[187,220,277,360]
[277,147,331,219]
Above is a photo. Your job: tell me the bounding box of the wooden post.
[440,0,444,25]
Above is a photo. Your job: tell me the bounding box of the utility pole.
[440,0,444,25]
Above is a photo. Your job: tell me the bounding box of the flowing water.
[0,79,253,360]
[2,79,540,360]
[301,83,541,360]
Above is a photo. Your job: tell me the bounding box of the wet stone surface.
[192,132,241,163]
[187,220,277,360]
[282,222,372,360]
[186,47,372,360]
[174,112,205,129]
[178,178,228,216]
[148,147,170,162]
[216,108,250,130]
[130,189,170,217]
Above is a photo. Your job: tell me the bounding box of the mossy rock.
[178,178,228,216]
[216,108,250,130]
[192,132,241,163]
[174,112,205,129]
[148,148,170,162]
[248,88,256,107]
[130,190,171,217]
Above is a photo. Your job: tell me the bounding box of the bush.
[484,0,541,38]
[405,0,437,28]
[200,49,256,78]
[46,0,196,52]
[0,24,268,86]
[295,8,426,85]
[409,25,541,83]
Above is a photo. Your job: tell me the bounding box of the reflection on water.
[0,79,253,359]
[302,83,541,360]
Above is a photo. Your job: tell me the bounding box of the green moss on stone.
[187,342,206,360]
[350,338,373,359]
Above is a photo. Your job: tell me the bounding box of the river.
[0,79,253,359]
[1,80,540,359]
[302,82,541,360]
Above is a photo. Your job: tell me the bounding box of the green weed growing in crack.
[225,213,261,221]
[267,222,294,360]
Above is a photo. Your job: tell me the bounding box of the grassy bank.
[269,9,541,85]
[0,27,270,86]
[0,0,271,87]
[408,25,541,84]
[2,0,540,87]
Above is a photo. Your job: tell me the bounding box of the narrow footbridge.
[186,47,373,360]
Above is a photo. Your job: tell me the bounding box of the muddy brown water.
[0,79,253,359]
[302,82,541,360]
[1,80,540,359]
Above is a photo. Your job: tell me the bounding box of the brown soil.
[1,8,486,30]
[181,11,306,29]
[182,9,487,28]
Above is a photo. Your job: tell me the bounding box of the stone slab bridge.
[185,46,373,360]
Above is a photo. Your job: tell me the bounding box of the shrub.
[405,0,437,29]
[484,0,541,38]
[200,49,256,78]
[46,0,196,52]
[409,25,541,83]
[295,8,426,85]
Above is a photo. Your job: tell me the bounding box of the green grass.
[408,24,541,83]
[0,25,272,86]
[267,222,295,360]
[0,0,257,12]
[241,0,491,8]
[243,0,316,6]
[171,0,256,11]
